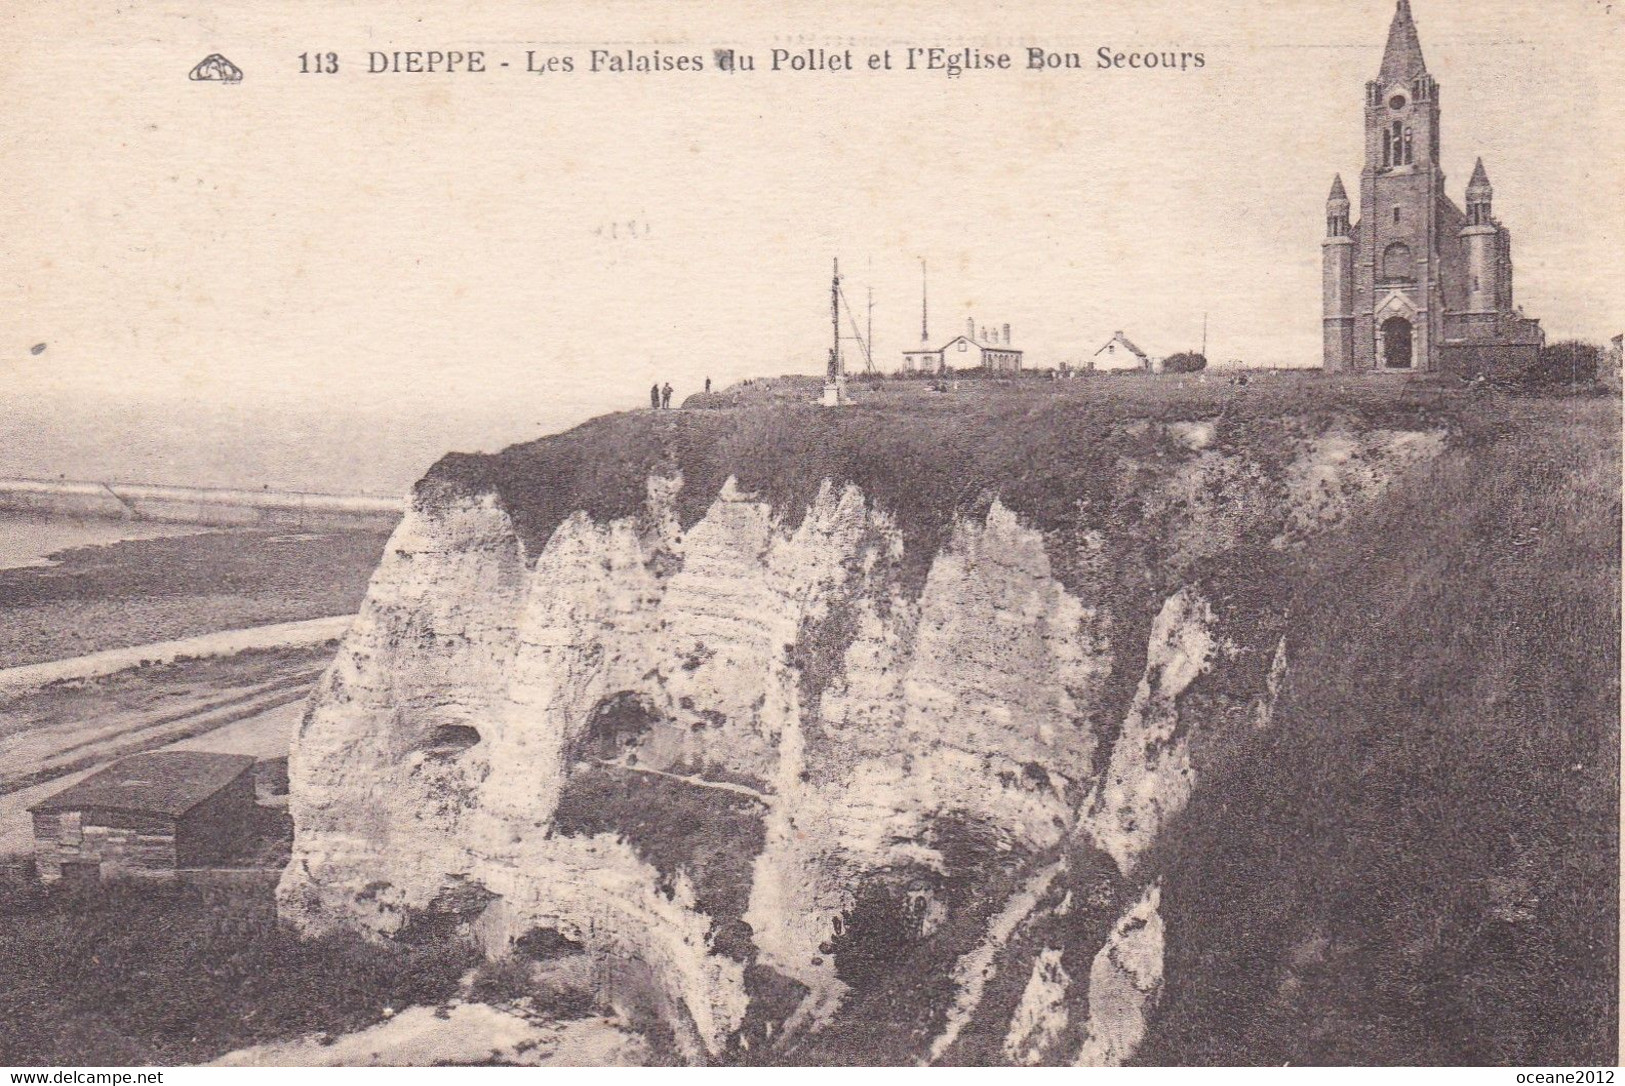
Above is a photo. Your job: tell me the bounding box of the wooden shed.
[29,752,258,882]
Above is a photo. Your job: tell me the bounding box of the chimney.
[967,317,975,340]
[1003,323,1011,345]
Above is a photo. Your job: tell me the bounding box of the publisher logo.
[189,54,243,83]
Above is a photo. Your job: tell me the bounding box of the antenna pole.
[830,258,842,381]
[867,285,875,374]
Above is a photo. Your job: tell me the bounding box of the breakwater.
[0,478,402,531]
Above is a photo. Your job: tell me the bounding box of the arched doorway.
[1382,316,1413,369]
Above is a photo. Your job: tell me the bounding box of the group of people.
[649,377,711,409]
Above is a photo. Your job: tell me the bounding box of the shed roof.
[30,752,256,818]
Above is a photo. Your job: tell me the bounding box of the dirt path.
[597,759,769,802]
[0,677,316,798]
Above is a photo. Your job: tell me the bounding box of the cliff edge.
[276,382,1619,1064]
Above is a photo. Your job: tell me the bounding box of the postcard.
[1,0,1619,1070]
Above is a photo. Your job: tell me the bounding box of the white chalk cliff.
[279,416,1444,1064]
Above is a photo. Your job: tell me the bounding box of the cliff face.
[278,398,1446,1064]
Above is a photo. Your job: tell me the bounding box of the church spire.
[1466,157,1493,224]
[1377,0,1428,84]
[1326,174,1351,237]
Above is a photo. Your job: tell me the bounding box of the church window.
[1403,127,1414,164]
[1389,94,1406,110]
[1393,206,1401,224]
[1382,130,1392,167]
[1472,275,1480,292]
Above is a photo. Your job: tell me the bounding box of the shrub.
[1161,351,1208,373]
[468,955,537,1003]
[1527,339,1602,388]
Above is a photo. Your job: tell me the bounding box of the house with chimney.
[902,318,1023,374]
[1090,331,1154,373]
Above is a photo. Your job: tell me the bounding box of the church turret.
[1325,173,1351,237]
[1461,157,1498,314]
[1323,175,1356,370]
[1465,156,1493,223]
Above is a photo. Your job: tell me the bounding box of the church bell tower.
[1321,1,1543,376]
[1358,0,1441,371]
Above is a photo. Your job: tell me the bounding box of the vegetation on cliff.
[412,376,1617,1064]
[0,876,472,1065]
[1140,395,1620,1065]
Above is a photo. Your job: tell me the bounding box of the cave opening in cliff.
[573,691,663,763]
[514,926,586,962]
[827,881,933,991]
[424,723,482,756]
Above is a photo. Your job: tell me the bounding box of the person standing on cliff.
[650,383,660,410]
[704,377,711,393]
[661,382,673,409]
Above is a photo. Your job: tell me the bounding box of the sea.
[0,390,637,569]
[0,390,629,498]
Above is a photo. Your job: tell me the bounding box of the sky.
[2,0,1621,494]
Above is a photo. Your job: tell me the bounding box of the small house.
[1091,331,1152,372]
[30,751,258,882]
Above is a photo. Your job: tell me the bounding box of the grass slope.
[1138,397,1620,1065]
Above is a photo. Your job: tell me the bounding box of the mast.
[866,285,875,374]
[829,257,842,381]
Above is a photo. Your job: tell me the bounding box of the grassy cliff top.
[421,372,1518,566]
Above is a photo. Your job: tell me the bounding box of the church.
[1322,1,1543,374]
